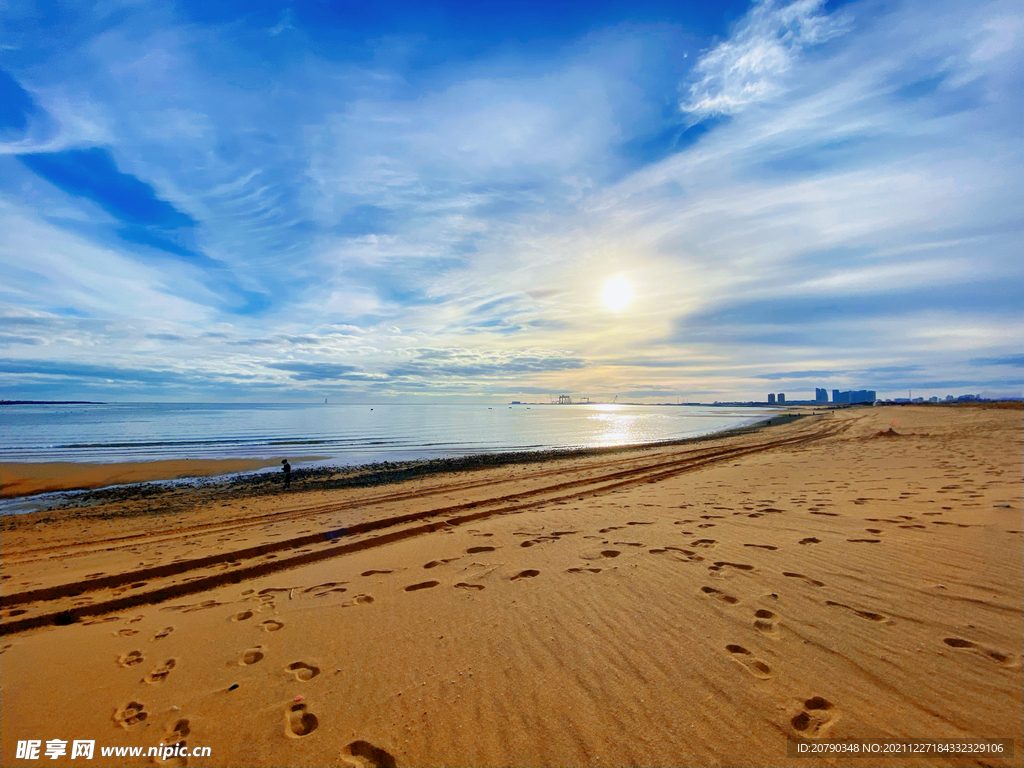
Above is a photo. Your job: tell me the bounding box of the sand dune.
[1,406,1020,766]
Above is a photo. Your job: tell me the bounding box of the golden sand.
[1,405,1020,766]
[0,458,307,498]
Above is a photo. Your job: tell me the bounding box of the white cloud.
[680,0,849,121]
[0,201,217,322]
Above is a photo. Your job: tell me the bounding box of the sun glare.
[602,276,633,311]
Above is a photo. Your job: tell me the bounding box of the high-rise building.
[815,388,828,403]
[832,389,875,404]
[848,390,876,403]
[767,393,776,404]
[778,393,786,404]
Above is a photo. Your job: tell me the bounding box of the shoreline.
[0,411,813,509]
[0,457,325,500]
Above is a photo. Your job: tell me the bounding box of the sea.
[0,402,775,509]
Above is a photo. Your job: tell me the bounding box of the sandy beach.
[1,404,1020,767]
[0,458,307,499]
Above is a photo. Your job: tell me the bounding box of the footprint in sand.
[361,570,393,576]
[286,703,318,737]
[581,549,621,560]
[424,558,460,568]
[753,610,779,636]
[744,544,778,551]
[154,626,175,640]
[166,718,190,744]
[567,568,602,574]
[712,562,755,571]
[341,740,397,768]
[344,594,374,606]
[798,538,820,545]
[943,638,1014,665]
[144,659,177,683]
[791,696,836,738]
[825,601,888,622]
[783,572,825,587]
[157,719,190,766]
[405,581,440,592]
[701,586,739,604]
[455,583,485,591]
[118,628,139,637]
[119,650,145,668]
[240,647,264,665]
[231,611,253,622]
[286,662,320,681]
[259,588,292,598]
[725,645,772,679]
[847,538,881,543]
[260,620,283,632]
[691,539,717,548]
[466,546,496,554]
[511,570,540,580]
[113,701,148,729]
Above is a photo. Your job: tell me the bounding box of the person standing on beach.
[281,459,291,490]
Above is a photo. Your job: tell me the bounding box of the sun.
[602,276,633,311]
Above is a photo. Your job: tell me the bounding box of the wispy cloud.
[969,354,1024,368]
[680,0,849,121]
[266,361,387,382]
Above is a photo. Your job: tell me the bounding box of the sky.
[1,0,1021,403]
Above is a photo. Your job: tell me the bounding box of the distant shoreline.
[0,400,106,405]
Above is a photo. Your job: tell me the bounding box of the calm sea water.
[1,402,774,467]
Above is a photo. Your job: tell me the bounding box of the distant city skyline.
[1,0,1021,403]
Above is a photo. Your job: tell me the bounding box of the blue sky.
[1,0,1021,402]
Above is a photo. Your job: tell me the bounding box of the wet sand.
[1,405,1020,767]
[0,458,311,498]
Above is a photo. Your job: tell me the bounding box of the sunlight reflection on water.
[589,407,655,445]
